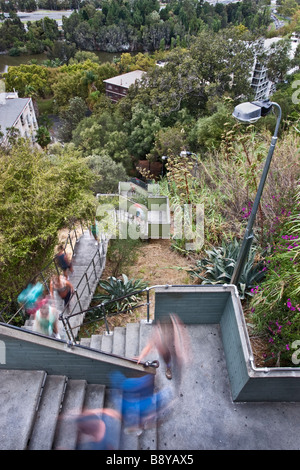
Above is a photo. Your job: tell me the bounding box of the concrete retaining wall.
[154,285,300,402]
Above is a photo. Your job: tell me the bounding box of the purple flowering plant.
[249,193,299,367]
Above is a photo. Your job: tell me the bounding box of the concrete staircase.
[0,320,160,451]
[23,229,109,341]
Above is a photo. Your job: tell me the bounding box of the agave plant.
[189,238,266,299]
[93,274,149,314]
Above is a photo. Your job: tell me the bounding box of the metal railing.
[59,238,108,341]
[0,222,85,325]
[60,282,201,343]
[60,284,157,343]
[130,177,148,190]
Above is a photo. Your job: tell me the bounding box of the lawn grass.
[37,97,54,116]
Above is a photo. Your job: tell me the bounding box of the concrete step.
[53,379,87,450]
[101,332,114,353]
[90,334,102,350]
[28,375,68,450]
[103,388,123,450]
[0,369,47,450]
[0,321,158,451]
[139,320,156,361]
[80,337,91,348]
[125,322,140,359]
[83,384,106,410]
[112,326,126,356]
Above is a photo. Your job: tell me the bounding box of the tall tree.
[264,38,292,83]
[58,96,88,142]
[0,139,96,300]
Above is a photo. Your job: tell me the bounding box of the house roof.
[103,70,146,89]
[0,95,30,140]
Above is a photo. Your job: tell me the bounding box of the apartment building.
[0,91,38,146]
[251,34,300,100]
[103,70,146,103]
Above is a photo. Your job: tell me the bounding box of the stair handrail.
[59,237,109,341]
[60,284,174,342]
[0,221,86,324]
[129,177,148,190]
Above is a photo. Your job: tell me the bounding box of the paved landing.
[153,324,300,450]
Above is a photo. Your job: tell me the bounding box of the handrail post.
[146,288,150,323]
[40,272,50,295]
[102,304,110,335]
[85,272,91,295]
[69,235,74,256]
[74,227,78,244]
[59,313,75,342]
[92,258,97,280]
[75,289,83,312]
[98,246,102,269]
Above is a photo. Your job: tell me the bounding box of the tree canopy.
[0,139,96,300]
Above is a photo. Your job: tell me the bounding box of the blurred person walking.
[17,282,44,315]
[137,314,191,382]
[89,219,99,245]
[110,371,174,436]
[55,244,73,279]
[50,274,74,311]
[33,297,60,338]
[75,408,121,450]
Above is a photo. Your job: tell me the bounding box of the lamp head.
[233,100,273,123]
[180,151,192,157]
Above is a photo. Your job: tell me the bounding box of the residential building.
[251,34,300,100]
[0,91,38,146]
[251,61,273,100]
[250,37,281,100]
[103,70,146,103]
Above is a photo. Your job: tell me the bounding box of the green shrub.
[106,236,142,277]
[93,274,148,314]
[188,238,266,299]
[8,47,20,56]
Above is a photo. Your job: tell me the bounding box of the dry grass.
[88,238,193,335]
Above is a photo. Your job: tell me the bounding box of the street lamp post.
[161,155,168,177]
[230,100,282,286]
